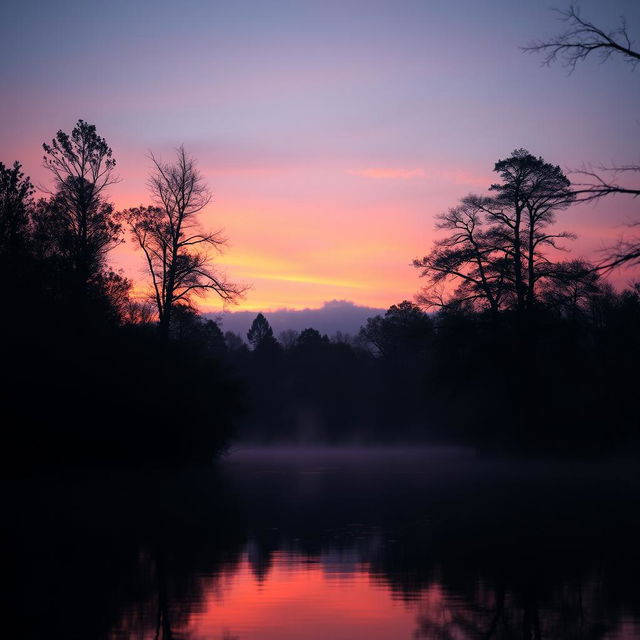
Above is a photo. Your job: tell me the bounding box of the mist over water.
[6,447,640,639]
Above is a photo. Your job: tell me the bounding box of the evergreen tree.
[247,313,275,349]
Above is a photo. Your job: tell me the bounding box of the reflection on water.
[4,448,640,639]
[184,552,416,640]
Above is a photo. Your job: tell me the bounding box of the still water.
[5,448,640,639]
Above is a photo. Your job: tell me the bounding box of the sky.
[1,0,639,312]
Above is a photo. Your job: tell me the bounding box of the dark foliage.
[414,149,575,315]
[223,151,638,453]
[120,147,245,342]
[1,124,243,472]
[2,124,640,463]
[2,468,246,639]
[229,282,640,452]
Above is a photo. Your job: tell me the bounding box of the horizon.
[212,299,388,338]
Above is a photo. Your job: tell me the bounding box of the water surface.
[5,447,640,639]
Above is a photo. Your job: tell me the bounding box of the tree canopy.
[414,149,574,315]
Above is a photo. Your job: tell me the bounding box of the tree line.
[0,121,244,470]
[1,5,638,464]
[224,152,640,451]
[227,0,640,448]
[2,130,639,461]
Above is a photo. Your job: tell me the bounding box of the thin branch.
[523,3,640,73]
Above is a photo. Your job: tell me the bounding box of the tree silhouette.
[525,4,640,268]
[488,149,574,312]
[38,120,123,311]
[413,195,510,313]
[247,313,275,349]
[295,328,328,351]
[0,161,33,259]
[414,150,574,315]
[0,161,36,345]
[359,301,432,359]
[524,4,640,72]
[121,147,245,340]
[540,259,602,322]
[279,329,299,350]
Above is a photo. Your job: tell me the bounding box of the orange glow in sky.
[106,162,453,312]
[3,1,639,313]
[110,161,638,313]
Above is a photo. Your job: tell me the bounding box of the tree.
[169,305,227,357]
[525,3,640,72]
[122,147,244,340]
[98,268,133,323]
[295,328,328,351]
[359,301,432,358]
[525,4,640,268]
[413,195,510,314]
[279,329,299,350]
[247,313,275,349]
[0,161,36,344]
[540,259,602,322]
[40,120,122,301]
[0,161,34,260]
[123,298,155,326]
[225,331,248,353]
[414,150,574,315]
[488,149,574,311]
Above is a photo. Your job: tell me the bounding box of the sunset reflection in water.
[187,551,419,640]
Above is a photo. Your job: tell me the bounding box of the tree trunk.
[527,222,536,311]
[513,206,526,315]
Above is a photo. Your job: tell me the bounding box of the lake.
[4,447,640,639]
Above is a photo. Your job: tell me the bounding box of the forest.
[225,147,640,452]
[2,3,640,468]
[1,123,639,467]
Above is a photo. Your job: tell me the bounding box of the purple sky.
[2,0,639,311]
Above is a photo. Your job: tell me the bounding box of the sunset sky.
[2,0,639,311]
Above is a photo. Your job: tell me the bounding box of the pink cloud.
[431,168,491,187]
[346,166,491,187]
[347,167,425,180]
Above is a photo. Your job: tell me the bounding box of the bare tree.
[122,146,245,340]
[524,3,640,72]
[123,298,156,326]
[413,195,510,314]
[524,4,640,267]
[569,166,640,203]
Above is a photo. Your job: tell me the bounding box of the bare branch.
[523,3,640,73]
[120,148,247,339]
